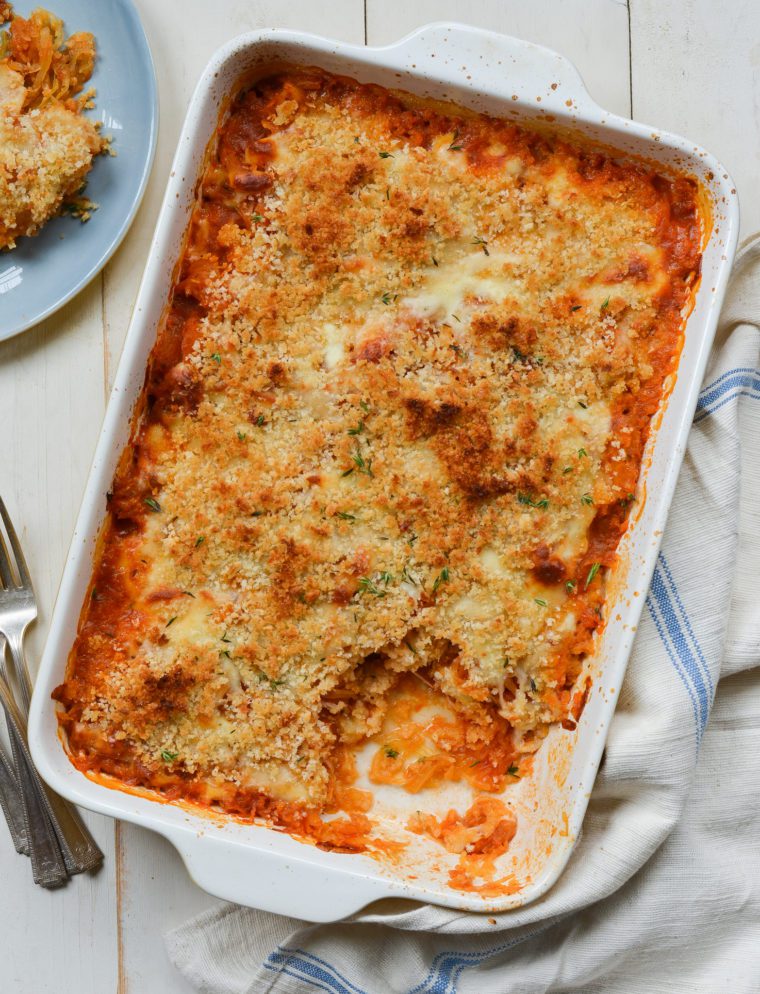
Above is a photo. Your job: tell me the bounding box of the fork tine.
[0,497,33,591]
[0,525,15,591]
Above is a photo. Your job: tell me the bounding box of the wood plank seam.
[116,820,126,994]
[627,0,633,118]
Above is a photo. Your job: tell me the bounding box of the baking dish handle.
[380,20,603,118]
[166,829,397,921]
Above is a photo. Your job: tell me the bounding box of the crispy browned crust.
[56,68,702,834]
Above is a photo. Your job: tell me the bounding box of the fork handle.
[0,730,29,854]
[0,682,68,886]
[8,727,68,886]
[39,775,104,874]
[4,634,103,874]
[0,679,103,878]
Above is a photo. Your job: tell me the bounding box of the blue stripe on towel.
[647,555,711,743]
[658,553,714,699]
[290,950,369,994]
[646,589,701,744]
[695,369,760,422]
[408,922,553,994]
[264,924,553,994]
[264,948,369,994]
[699,365,757,396]
[263,962,336,994]
[695,387,760,423]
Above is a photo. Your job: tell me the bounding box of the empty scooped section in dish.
[338,672,530,896]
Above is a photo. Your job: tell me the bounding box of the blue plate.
[0,0,157,340]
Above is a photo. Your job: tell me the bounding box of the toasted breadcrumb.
[57,69,702,832]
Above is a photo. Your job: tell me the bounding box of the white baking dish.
[28,22,738,920]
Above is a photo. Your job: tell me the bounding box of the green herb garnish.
[566,580,577,593]
[252,213,265,222]
[601,297,610,309]
[581,493,594,506]
[347,421,364,436]
[211,352,221,364]
[447,129,463,151]
[585,562,602,589]
[472,236,490,256]
[401,564,417,585]
[432,566,450,593]
[358,576,387,598]
[534,597,548,607]
[507,764,520,778]
[144,497,161,512]
[195,536,205,547]
[517,493,549,509]
[385,747,399,759]
[348,447,373,477]
[378,150,393,159]
[577,447,587,458]
[161,750,178,762]
[335,511,356,521]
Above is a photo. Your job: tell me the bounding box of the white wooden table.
[0,1,757,990]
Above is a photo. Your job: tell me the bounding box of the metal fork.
[0,497,103,874]
[0,641,68,886]
[0,712,29,855]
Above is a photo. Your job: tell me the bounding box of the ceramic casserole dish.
[28,22,738,920]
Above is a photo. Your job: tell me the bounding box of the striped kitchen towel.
[165,235,760,994]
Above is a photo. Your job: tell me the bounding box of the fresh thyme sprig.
[585,562,601,589]
[343,445,374,478]
[517,493,549,509]
[432,566,450,593]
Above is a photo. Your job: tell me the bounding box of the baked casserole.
[54,67,702,891]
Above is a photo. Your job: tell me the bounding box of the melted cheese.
[57,67,702,828]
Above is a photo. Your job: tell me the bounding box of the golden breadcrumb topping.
[57,69,702,838]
